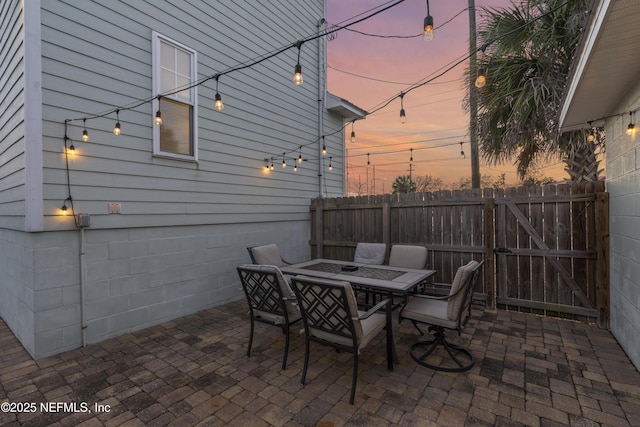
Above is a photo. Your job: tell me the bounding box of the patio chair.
[388,244,428,269]
[389,244,430,294]
[399,260,483,372]
[353,242,387,306]
[353,242,386,265]
[236,264,301,370]
[247,243,290,267]
[290,275,394,404]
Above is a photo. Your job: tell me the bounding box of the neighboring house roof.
[559,0,640,131]
[325,92,367,120]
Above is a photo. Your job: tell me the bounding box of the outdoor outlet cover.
[108,202,121,214]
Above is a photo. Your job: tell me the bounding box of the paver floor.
[1,300,639,426]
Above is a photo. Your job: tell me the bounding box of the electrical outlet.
[108,202,121,214]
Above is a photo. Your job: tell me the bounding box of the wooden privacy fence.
[310,181,609,326]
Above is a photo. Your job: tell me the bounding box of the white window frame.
[152,31,198,161]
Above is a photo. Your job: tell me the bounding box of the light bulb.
[400,109,406,124]
[69,144,75,154]
[322,145,327,156]
[328,157,333,171]
[298,154,302,163]
[627,123,635,136]
[294,164,298,172]
[215,93,224,111]
[113,122,121,135]
[422,15,434,42]
[350,130,356,143]
[587,130,595,142]
[270,163,274,171]
[82,129,89,142]
[475,68,486,88]
[293,64,303,85]
[155,110,162,126]
[61,204,68,215]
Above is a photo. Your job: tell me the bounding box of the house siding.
[0,0,26,230]
[40,0,336,230]
[607,85,640,371]
[0,0,352,358]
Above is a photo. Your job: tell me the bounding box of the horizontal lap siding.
[40,0,334,230]
[0,0,26,229]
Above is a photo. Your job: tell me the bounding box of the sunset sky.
[326,0,568,193]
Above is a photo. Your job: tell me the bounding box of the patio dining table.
[281,258,436,298]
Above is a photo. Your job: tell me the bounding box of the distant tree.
[392,175,417,194]
[519,170,556,186]
[350,176,366,196]
[414,175,445,193]
[451,174,497,190]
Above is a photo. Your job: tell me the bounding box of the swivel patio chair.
[290,275,394,404]
[236,264,301,370]
[399,260,483,372]
[247,243,291,267]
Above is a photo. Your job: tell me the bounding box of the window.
[152,32,198,160]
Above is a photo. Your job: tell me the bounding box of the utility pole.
[469,0,481,189]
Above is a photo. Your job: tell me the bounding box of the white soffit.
[559,0,640,131]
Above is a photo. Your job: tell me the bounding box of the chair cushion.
[251,244,285,266]
[401,297,457,330]
[354,243,386,264]
[388,245,428,269]
[240,264,299,319]
[447,260,479,320]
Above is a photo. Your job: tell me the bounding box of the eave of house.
[559,0,640,132]
[325,92,367,121]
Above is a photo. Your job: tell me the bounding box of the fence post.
[596,191,609,328]
[382,199,391,258]
[484,196,496,311]
[315,198,324,259]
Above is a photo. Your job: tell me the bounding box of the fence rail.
[310,181,609,326]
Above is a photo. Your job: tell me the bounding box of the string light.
[69,143,75,154]
[328,157,333,171]
[81,119,89,142]
[214,75,224,111]
[322,136,327,156]
[264,159,270,171]
[350,120,356,143]
[367,153,371,167]
[270,162,274,171]
[298,146,303,163]
[294,163,298,172]
[293,41,304,86]
[475,67,486,88]
[410,148,413,162]
[282,153,287,168]
[399,92,406,124]
[586,122,595,142]
[113,110,121,135]
[422,0,434,42]
[61,197,71,215]
[626,112,635,136]
[460,141,465,158]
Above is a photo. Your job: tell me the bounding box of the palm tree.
[471,0,602,182]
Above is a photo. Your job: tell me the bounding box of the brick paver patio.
[1,300,639,426]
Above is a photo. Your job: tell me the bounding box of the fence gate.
[492,183,608,324]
